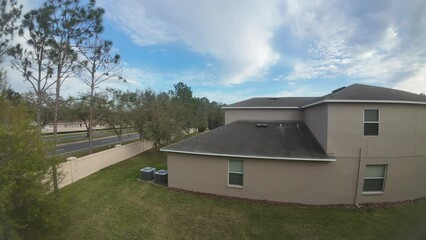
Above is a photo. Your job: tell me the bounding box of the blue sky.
[9,0,426,104]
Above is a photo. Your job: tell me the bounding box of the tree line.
[62,82,224,149]
[0,0,224,238]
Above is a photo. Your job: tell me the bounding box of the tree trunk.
[52,64,62,194]
[88,73,95,154]
[36,94,42,129]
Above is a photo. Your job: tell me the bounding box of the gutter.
[222,100,426,110]
[302,100,426,108]
[221,106,300,110]
[160,149,336,162]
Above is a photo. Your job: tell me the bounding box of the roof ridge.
[323,84,354,100]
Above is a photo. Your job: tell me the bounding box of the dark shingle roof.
[161,121,335,161]
[222,97,319,109]
[223,84,426,109]
[319,84,426,102]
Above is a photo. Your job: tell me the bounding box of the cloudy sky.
[8,0,426,103]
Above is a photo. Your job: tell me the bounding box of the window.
[228,160,243,187]
[364,109,379,136]
[363,165,387,193]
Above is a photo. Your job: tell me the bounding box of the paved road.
[55,133,140,155]
[44,131,126,142]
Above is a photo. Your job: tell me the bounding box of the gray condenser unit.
[154,169,168,185]
[140,167,156,181]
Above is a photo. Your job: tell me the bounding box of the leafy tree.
[170,82,196,134]
[193,97,209,132]
[0,0,22,89]
[207,101,225,130]
[8,7,55,128]
[0,96,64,239]
[131,89,155,140]
[143,92,181,150]
[0,0,21,49]
[77,32,123,153]
[23,90,55,126]
[38,0,104,142]
[35,0,104,191]
[63,93,108,138]
[103,88,135,143]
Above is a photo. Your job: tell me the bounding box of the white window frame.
[228,160,244,188]
[363,109,380,136]
[362,164,387,194]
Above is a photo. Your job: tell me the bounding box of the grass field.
[44,150,426,240]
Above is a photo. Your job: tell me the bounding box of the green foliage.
[129,82,224,149]
[0,0,22,57]
[102,88,135,143]
[8,6,56,127]
[0,0,22,100]
[141,92,182,150]
[0,98,64,238]
[169,82,224,133]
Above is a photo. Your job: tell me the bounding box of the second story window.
[364,109,379,136]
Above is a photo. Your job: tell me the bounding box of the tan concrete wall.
[326,103,426,157]
[58,141,153,188]
[168,153,426,204]
[224,109,304,124]
[304,104,328,150]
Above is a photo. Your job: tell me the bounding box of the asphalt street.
[55,133,140,155]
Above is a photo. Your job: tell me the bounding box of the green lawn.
[45,150,426,240]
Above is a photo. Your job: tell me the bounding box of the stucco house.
[161,84,426,205]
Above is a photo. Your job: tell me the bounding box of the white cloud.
[282,0,426,91]
[394,65,426,95]
[99,0,283,85]
[8,0,426,99]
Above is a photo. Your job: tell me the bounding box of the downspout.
[354,147,362,208]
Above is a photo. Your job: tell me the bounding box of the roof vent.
[269,97,279,100]
[256,123,268,128]
[332,86,346,93]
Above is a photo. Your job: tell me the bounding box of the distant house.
[42,121,107,134]
[161,84,426,205]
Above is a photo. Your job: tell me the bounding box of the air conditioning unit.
[154,169,168,185]
[140,167,156,181]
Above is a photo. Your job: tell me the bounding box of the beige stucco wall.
[168,153,360,205]
[181,102,426,204]
[224,109,304,124]
[326,103,426,158]
[304,104,328,150]
[167,153,426,204]
[58,141,153,188]
[356,155,426,203]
